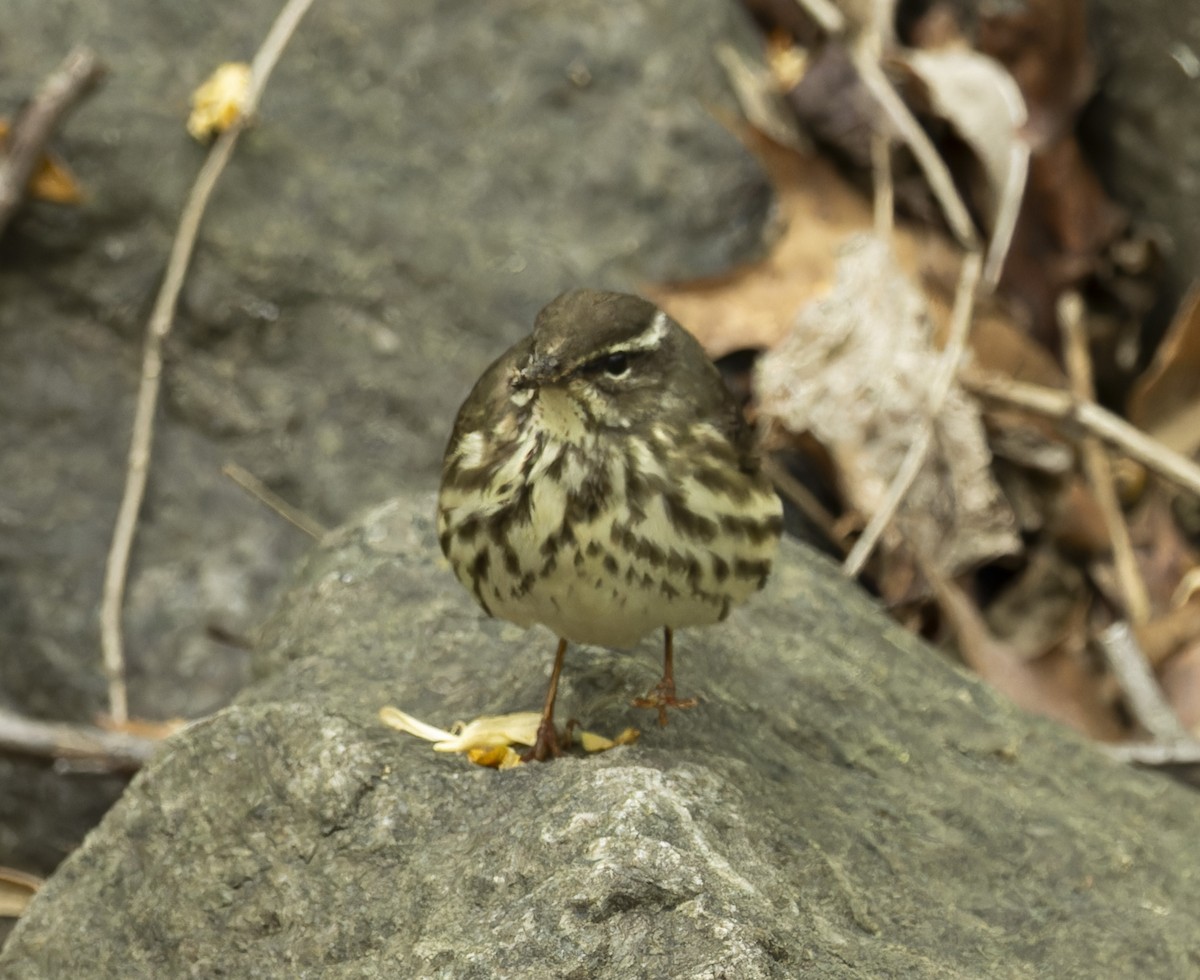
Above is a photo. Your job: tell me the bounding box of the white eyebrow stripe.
[607,309,670,354]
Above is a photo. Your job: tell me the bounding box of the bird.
[437,289,782,761]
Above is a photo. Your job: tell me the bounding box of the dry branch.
[0,46,104,237]
[0,708,158,772]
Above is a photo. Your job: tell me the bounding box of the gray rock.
[0,0,770,873]
[1089,0,1200,324]
[3,493,1198,978]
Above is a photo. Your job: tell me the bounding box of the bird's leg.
[633,627,698,726]
[523,636,568,762]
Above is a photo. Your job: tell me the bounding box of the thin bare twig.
[222,461,326,539]
[100,0,318,724]
[760,454,844,556]
[962,372,1200,501]
[1104,740,1200,766]
[0,707,158,772]
[1059,292,1150,625]
[0,46,105,237]
[842,251,983,577]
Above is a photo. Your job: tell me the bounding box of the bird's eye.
[583,352,630,378]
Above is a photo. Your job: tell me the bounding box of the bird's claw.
[633,683,698,727]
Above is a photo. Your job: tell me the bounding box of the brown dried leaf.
[755,235,1019,576]
[977,0,1093,148]
[1127,283,1200,457]
[649,134,871,359]
[1160,642,1200,735]
[1136,600,1200,671]
[0,118,85,204]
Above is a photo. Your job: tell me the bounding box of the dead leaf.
[1160,642,1200,735]
[0,867,41,919]
[1000,134,1127,348]
[1136,600,1200,670]
[755,235,1019,577]
[976,0,1093,149]
[378,707,541,753]
[893,46,1029,282]
[0,119,85,204]
[379,707,636,766]
[1128,283,1200,457]
[649,133,872,359]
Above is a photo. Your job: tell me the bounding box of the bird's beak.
[512,355,561,390]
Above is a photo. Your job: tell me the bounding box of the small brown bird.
[437,290,782,761]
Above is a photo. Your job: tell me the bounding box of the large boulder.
[3,493,1197,977]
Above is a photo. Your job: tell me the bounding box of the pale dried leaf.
[1128,283,1200,457]
[755,236,1018,575]
[378,707,541,752]
[0,867,41,919]
[896,47,1029,282]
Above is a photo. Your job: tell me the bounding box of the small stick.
[962,372,1200,500]
[0,46,105,237]
[1097,623,1187,742]
[99,0,317,724]
[849,46,979,252]
[1059,292,1150,625]
[0,707,158,772]
[791,0,847,35]
[842,251,982,577]
[760,454,844,555]
[222,462,326,539]
[1104,739,1200,766]
[870,129,893,239]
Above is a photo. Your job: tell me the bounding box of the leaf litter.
[646,0,1200,769]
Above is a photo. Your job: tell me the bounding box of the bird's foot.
[521,717,564,762]
[633,681,698,728]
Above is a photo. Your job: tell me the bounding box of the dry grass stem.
[871,129,893,238]
[963,372,1200,501]
[222,462,327,539]
[849,45,979,252]
[760,454,843,555]
[1059,292,1149,624]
